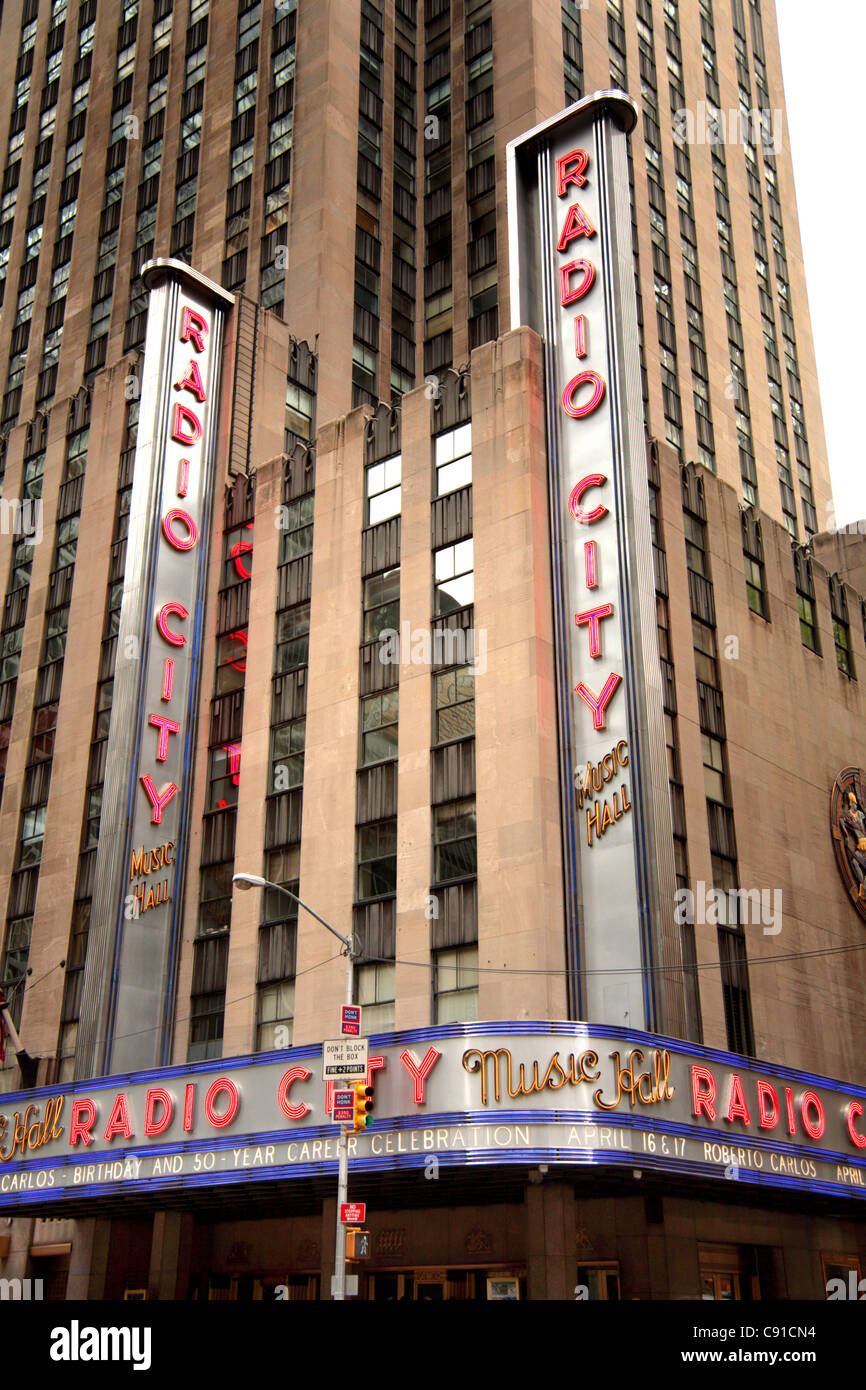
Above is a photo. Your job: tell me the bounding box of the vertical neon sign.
[76,262,234,1078]
[507,96,682,1034]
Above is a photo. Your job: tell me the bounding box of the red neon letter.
[157,602,189,646]
[847,1101,866,1150]
[139,775,179,825]
[691,1065,716,1120]
[180,306,208,352]
[556,147,589,196]
[174,359,207,403]
[756,1080,778,1130]
[171,403,202,446]
[785,1086,797,1135]
[559,258,595,306]
[568,473,608,525]
[575,604,614,659]
[205,1077,239,1129]
[161,658,175,702]
[178,459,189,498]
[149,714,181,762]
[162,509,198,551]
[562,370,605,419]
[725,1073,751,1126]
[575,673,621,731]
[367,1055,386,1084]
[69,1098,97,1147]
[399,1047,442,1104]
[183,1084,195,1132]
[278,1067,312,1121]
[584,539,597,589]
[557,201,595,251]
[144,1088,173,1137]
[104,1093,134,1142]
[574,314,587,359]
[800,1091,825,1140]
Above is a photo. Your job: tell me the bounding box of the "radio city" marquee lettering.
[554,148,623,739]
[139,305,212,833]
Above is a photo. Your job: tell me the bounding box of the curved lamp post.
[233,872,361,1301]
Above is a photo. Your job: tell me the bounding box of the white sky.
[775,0,866,527]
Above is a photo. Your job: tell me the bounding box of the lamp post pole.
[232,873,359,1301]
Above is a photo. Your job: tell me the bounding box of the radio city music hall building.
[0,0,863,1302]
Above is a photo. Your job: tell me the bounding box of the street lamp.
[232,872,360,1302]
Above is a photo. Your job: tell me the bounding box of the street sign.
[341,1005,361,1036]
[333,1090,355,1122]
[331,1274,359,1297]
[323,1037,368,1079]
[340,1203,366,1224]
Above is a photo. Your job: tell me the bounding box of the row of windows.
[1,409,90,1023]
[681,474,754,1059]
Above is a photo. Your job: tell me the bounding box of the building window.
[433,666,474,743]
[285,382,313,440]
[434,945,478,1023]
[683,512,708,576]
[365,454,401,526]
[360,690,398,765]
[279,494,314,563]
[433,798,477,883]
[434,539,474,614]
[691,618,718,687]
[275,604,310,673]
[207,743,242,810]
[830,578,854,678]
[271,717,305,791]
[355,960,395,1033]
[702,734,727,804]
[256,980,294,1051]
[718,928,754,1056]
[188,992,224,1062]
[18,806,46,868]
[215,627,248,693]
[198,863,233,936]
[363,569,400,642]
[798,594,820,653]
[434,423,471,497]
[822,1254,862,1300]
[577,1265,621,1301]
[223,521,253,586]
[356,819,397,900]
[743,550,768,619]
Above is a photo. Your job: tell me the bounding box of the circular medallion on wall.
[830,766,866,921]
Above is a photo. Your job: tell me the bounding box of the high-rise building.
[0,0,862,1302]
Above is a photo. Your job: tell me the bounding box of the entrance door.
[701,1270,741,1301]
[699,1243,749,1300]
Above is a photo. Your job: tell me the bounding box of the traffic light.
[346,1228,371,1260]
[352,1080,374,1132]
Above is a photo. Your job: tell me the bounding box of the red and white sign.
[341,1006,361,1036]
[340,1203,366,1224]
[333,1090,355,1122]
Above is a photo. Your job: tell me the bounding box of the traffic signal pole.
[231,874,360,1303]
[333,945,354,1303]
